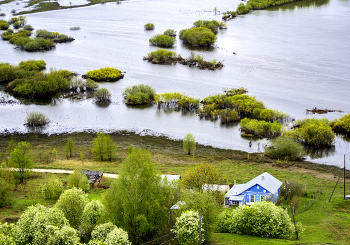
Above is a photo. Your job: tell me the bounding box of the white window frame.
[250,195,255,202]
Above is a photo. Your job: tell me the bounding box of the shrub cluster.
[172,210,204,245]
[240,118,283,138]
[68,170,90,192]
[123,84,156,105]
[91,132,117,161]
[193,19,220,34]
[144,23,154,30]
[25,111,50,127]
[163,29,176,37]
[179,27,217,47]
[149,34,175,47]
[36,29,75,43]
[93,88,111,104]
[84,67,124,82]
[265,136,305,160]
[40,177,63,199]
[216,201,298,239]
[253,108,289,123]
[69,77,99,92]
[330,113,350,136]
[155,92,200,111]
[144,49,182,64]
[284,118,336,147]
[0,19,9,30]
[5,68,71,98]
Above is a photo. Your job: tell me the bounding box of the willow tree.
[183,133,196,155]
[102,147,176,244]
[10,141,33,183]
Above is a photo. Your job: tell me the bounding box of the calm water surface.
[0,0,349,168]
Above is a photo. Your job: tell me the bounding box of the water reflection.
[268,0,330,10]
[304,145,335,159]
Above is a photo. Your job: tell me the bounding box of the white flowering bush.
[104,227,131,245]
[0,222,16,238]
[88,223,130,245]
[172,210,204,245]
[217,201,297,239]
[15,204,70,245]
[55,188,89,229]
[216,209,234,233]
[79,200,107,242]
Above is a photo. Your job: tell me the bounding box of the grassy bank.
[1,131,350,244]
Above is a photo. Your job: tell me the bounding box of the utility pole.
[199,209,202,245]
[344,155,346,200]
[285,180,298,240]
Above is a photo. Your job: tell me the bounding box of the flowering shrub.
[89,223,130,245]
[104,227,131,245]
[68,170,90,192]
[216,201,297,239]
[91,222,116,241]
[85,67,123,82]
[172,210,204,245]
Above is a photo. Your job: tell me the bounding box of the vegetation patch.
[144,23,154,30]
[240,118,283,138]
[149,34,175,47]
[83,67,124,82]
[122,84,156,105]
[330,113,350,136]
[25,111,50,127]
[163,29,176,37]
[179,27,217,47]
[143,49,184,64]
[265,136,305,160]
[93,88,111,104]
[155,92,200,112]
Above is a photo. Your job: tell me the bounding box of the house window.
[261,196,265,201]
[250,195,255,202]
[231,201,239,205]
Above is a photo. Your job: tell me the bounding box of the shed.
[81,170,104,187]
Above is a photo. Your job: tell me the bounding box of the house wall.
[244,184,271,204]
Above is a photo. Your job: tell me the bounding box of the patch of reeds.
[25,111,50,127]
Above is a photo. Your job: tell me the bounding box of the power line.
[141,233,173,245]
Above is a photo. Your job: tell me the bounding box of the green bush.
[0,63,20,83]
[90,222,116,241]
[253,108,289,123]
[0,13,6,17]
[85,78,99,91]
[25,111,49,127]
[35,29,74,43]
[236,2,252,14]
[123,84,156,105]
[193,20,220,34]
[6,69,70,98]
[284,118,335,147]
[265,136,305,160]
[93,88,111,103]
[218,108,240,124]
[149,34,175,47]
[163,29,176,36]
[155,92,200,111]
[279,181,305,201]
[218,201,296,238]
[18,60,46,71]
[144,23,154,30]
[23,25,34,31]
[0,166,15,208]
[40,176,63,199]
[55,188,89,229]
[0,233,15,245]
[330,113,350,136]
[179,27,217,46]
[0,20,9,30]
[240,118,283,138]
[144,49,182,63]
[85,67,123,82]
[68,170,90,192]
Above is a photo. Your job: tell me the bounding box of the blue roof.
[226,172,282,197]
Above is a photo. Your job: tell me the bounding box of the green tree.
[79,200,107,243]
[55,188,89,229]
[91,132,116,161]
[40,176,63,199]
[181,163,227,193]
[183,133,196,154]
[0,164,15,207]
[180,191,218,242]
[265,136,305,160]
[52,148,57,160]
[172,210,204,245]
[68,170,90,192]
[65,137,75,158]
[10,141,33,183]
[102,147,176,244]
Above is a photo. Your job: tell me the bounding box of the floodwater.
[0,0,349,168]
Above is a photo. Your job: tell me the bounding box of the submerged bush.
[163,29,176,37]
[123,84,156,105]
[35,29,74,43]
[265,136,305,160]
[144,49,182,63]
[6,69,71,97]
[84,67,124,82]
[85,78,99,91]
[149,34,175,47]
[240,118,283,138]
[18,60,46,71]
[179,27,217,46]
[0,20,9,30]
[144,23,154,30]
[25,111,49,127]
[193,19,220,34]
[93,88,111,103]
[253,108,289,123]
[284,118,335,147]
[23,24,34,31]
[155,92,200,111]
[330,113,350,136]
